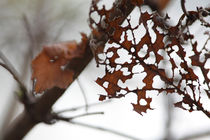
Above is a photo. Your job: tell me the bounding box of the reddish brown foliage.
[31,0,209,117]
[32,34,88,93]
[89,1,210,116]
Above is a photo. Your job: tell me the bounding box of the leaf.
[90,1,210,116]
[32,34,88,93]
[132,91,153,115]
[96,70,132,97]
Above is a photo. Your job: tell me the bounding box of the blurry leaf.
[145,0,170,11]
[32,33,88,93]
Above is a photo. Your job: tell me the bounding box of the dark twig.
[181,0,188,16]
[203,32,210,52]
[62,120,141,140]
[53,112,104,121]
[55,100,112,114]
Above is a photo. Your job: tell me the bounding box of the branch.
[181,0,188,16]
[53,112,104,121]
[3,0,137,139]
[77,78,88,112]
[0,51,30,104]
[0,51,26,90]
[55,100,112,114]
[3,87,65,140]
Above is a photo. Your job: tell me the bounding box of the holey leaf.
[32,33,88,93]
[90,1,210,116]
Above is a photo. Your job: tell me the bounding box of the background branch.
[55,100,111,114]
[53,111,104,121]
[2,0,137,139]
[77,78,89,112]
[0,51,26,91]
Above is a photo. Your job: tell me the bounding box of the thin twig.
[203,32,210,52]
[53,112,104,121]
[181,0,188,16]
[77,78,88,112]
[53,20,67,41]
[179,130,210,140]
[68,120,141,140]
[0,51,27,91]
[55,100,112,114]
[22,14,35,48]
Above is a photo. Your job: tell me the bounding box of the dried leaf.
[32,34,88,93]
[90,1,210,116]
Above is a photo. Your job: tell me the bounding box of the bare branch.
[55,100,112,114]
[0,51,30,104]
[203,31,210,52]
[53,112,104,121]
[181,0,188,16]
[0,51,25,89]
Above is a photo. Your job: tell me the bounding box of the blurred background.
[0,0,209,140]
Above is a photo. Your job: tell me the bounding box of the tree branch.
[0,51,30,105]
[181,0,188,16]
[0,51,26,91]
[3,0,137,139]
[55,99,111,114]
[53,112,104,121]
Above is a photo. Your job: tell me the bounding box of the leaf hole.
[90,11,100,24]
[115,48,132,64]
[138,44,148,58]
[139,99,147,106]
[120,67,131,76]
[182,103,190,110]
[130,47,135,53]
[147,20,156,43]
[133,23,146,44]
[119,31,125,43]
[115,65,122,71]
[144,52,156,64]
[103,81,109,88]
[106,51,114,58]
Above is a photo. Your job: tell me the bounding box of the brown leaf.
[91,1,209,116]
[132,91,153,115]
[96,70,132,97]
[32,34,88,93]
